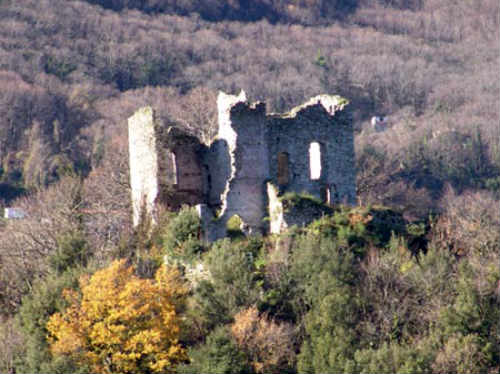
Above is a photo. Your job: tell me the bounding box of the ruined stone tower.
[128,91,355,240]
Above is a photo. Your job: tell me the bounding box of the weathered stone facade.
[128,91,355,240]
[128,107,159,226]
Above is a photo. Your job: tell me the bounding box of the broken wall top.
[217,91,350,126]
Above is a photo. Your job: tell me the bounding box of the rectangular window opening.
[277,152,289,185]
[320,185,331,204]
[309,142,322,180]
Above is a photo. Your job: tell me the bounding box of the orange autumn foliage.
[231,306,296,373]
[46,259,187,373]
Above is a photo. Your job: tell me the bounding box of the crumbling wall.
[267,183,284,234]
[128,107,208,224]
[213,91,270,236]
[267,95,355,205]
[202,139,230,208]
[160,127,206,210]
[128,107,159,226]
[268,182,334,234]
[128,91,356,240]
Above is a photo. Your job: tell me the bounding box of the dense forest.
[0,0,499,372]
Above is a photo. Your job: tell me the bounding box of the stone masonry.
[128,91,355,240]
[128,107,159,226]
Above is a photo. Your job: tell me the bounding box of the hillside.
[0,0,498,212]
[1,199,499,373]
[0,0,498,372]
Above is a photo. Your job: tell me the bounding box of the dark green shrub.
[305,205,407,256]
[177,327,252,374]
[188,238,263,333]
[438,261,499,339]
[160,206,203,263]
[42,55,77,81]
[280,192,327,213]
[291,236,362,373]
[15,269,84,373]
[48,230,90,275]
[353,342,433,374]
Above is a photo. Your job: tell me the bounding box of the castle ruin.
[128,91,356,241]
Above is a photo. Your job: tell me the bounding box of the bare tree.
[166,86,218,144]
[82,133,132,258]
[0,176,83,312]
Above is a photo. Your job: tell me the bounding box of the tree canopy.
[46,259,188,373]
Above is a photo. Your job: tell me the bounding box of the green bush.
[432,333,492,374]
[291,235,362,373]
[188,238,263,333]
[280,192,327,213]
[43,55,77,81]
[15,269,84,373]
[177,327,252,374]
[160,206,203,263]
[305,205,407,256]
[438,261,500,340]
[353,342,433,374]
[226,215,245,239]
[48,230,90,275]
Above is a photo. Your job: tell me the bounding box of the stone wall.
[214,92,270,236]
[128,107,159,226]
[266,95,355,206]
[128,107,208,224]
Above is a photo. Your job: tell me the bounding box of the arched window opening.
[277,152,289,185]
[309,142,322,180]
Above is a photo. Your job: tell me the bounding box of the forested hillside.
[0,0,498,372]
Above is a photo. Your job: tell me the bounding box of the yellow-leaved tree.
[46,259,188,373]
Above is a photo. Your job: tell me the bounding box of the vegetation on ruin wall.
[279,192,329,212]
